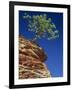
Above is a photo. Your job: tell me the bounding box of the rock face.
[19,36,51,79]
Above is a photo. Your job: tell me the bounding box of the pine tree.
[23,13,59,41]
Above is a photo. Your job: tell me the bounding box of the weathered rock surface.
[19,36,51,79]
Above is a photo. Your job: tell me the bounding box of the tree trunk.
[32,37,37,42]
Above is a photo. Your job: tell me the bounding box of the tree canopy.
[23,13,59,41]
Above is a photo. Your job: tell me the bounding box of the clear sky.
[19,10,63,77]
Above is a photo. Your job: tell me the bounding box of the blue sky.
[19,10,63,77]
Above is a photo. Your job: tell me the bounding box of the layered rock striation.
[19,36,51,79]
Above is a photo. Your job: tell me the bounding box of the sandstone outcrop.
[19,36,51,79]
